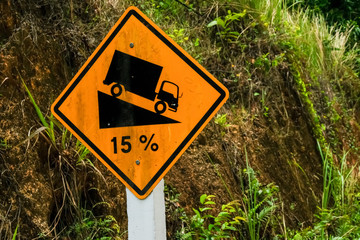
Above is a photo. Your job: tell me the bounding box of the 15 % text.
[111,134,159,154]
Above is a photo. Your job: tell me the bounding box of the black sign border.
[53,8,227,196]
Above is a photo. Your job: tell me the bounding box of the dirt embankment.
[2,0,359,239]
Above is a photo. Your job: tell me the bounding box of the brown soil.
[1,1,359,239]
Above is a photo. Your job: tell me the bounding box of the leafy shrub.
[290,145,360,239]
[177,163,280,239]
[66,209,122,240]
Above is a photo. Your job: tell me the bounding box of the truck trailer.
[103,50,179,114]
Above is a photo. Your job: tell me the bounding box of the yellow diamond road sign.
[51,6,229,199]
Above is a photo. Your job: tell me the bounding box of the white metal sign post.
[126,179,166,239]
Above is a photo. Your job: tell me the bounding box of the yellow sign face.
[51,6,229,199]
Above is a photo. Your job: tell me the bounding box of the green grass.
[12,224,18,240]
[170,0,360,239]
[178,148,280,239]
[178,140,360,239]
[241,147,279,240]
[20,74,115,239]
[240,0,356,75]
[65,208,124,240]
[318,141,333,210]
[20,74,56,145]
[205,151,234,200]
[290,147,360,239]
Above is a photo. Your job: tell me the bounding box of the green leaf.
[208,223,214,231]
[207,20,218,28]
[194,38,200,47]
[193,208,201,218]
[234,216,246,222]
[225,225,237,231]
[182,232,193,238]
[199,207,212,212]
[202,214,215,219]
[216,18,226,28]
[229,31,240,36]
[100,237,111,240]
[218,212,231,218]
[200,194,208,204]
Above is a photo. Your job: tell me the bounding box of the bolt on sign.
[51,6,229,199]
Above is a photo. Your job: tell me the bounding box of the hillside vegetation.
[1,0,360,239]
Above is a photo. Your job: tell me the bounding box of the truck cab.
[154,81,179,114]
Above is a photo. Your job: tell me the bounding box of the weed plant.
[190,0,359,239]
[180,122,360,240]
[21,74,56,146]
[21,78,120,238]
[291,145,360,239]
[65,208,123,240]
[238,149,280,240]
[177,152,280,239]
[208,0,358,118]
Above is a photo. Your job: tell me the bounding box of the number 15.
[111,136,131,153]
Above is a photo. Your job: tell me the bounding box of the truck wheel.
[111,84,122,97]
[155,101,167,114]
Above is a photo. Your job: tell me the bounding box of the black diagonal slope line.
[98,91,179,128]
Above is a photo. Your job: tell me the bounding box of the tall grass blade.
[12,224,18,240]
[20,74,56,144]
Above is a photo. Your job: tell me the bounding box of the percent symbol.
[139,134,159,151]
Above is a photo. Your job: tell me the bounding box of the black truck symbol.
[103,50,180,114]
